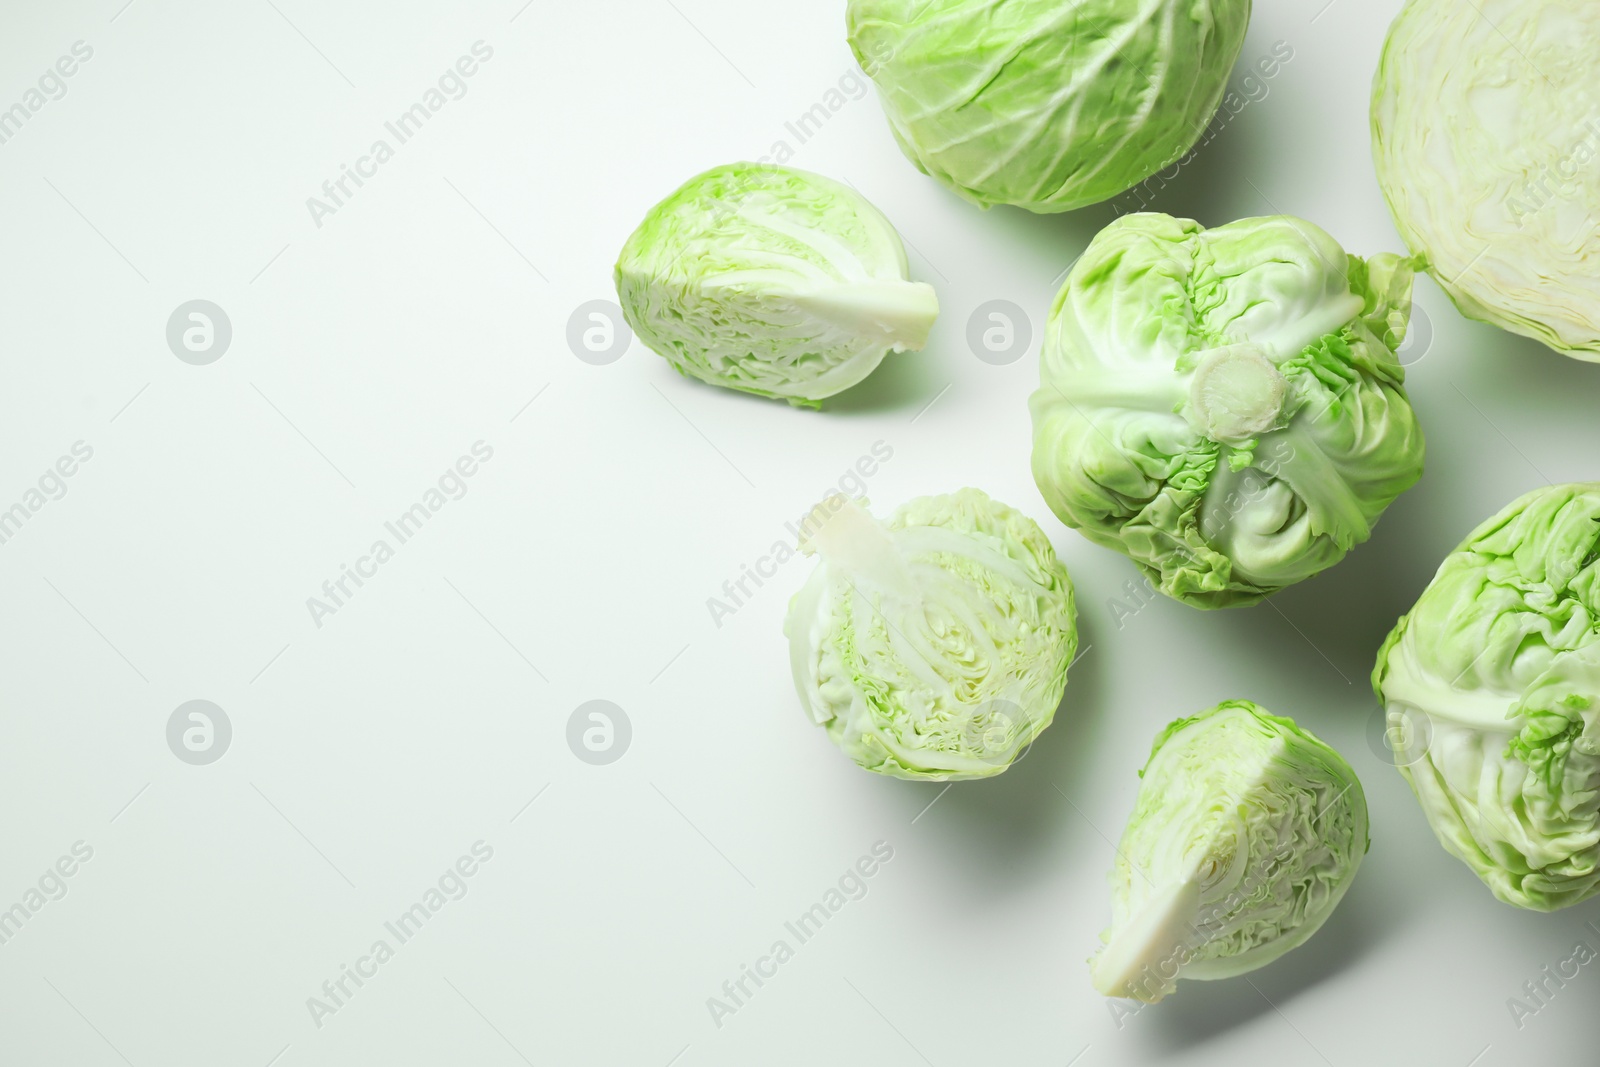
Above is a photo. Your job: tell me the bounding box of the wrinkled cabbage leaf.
[1030,212,1425,608]
[1374,483,1600,911]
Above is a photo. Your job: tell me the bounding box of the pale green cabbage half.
[1029,212,1425,609]
[1092,700,1368,1003]
[1372,0,1600,358]
[784,489,1076,781]
[846,0,1252,213]
[615,163,938,407]
[1374,483,1600,911]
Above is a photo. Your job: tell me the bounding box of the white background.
[0,1,1595,1065]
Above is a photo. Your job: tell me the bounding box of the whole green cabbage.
[846,0,1252,213]
[1030,212,1426,608]
[615,163,939,407]
[1092,700,1368,1002]
[784,489,1076,780]
[1372,0,1600,358]
[1374,484,1600,911]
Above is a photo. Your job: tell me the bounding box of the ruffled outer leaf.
[1029,212,1425,608]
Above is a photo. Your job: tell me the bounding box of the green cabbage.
[1029,212,1425,608]
[1092,700,1368,1002]
[784,489,1076,780]
[846,0,1252,213]
[615,163,939,407]
[1374,483,1600,911]
[1372,0,1600,358]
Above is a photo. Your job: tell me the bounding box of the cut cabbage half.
[1373,0,1600,357]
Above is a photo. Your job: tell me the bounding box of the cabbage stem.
[1090,878,1201,1003]
[792,280,939,351]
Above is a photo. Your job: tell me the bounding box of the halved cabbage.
[784,489,1076,780]
[615,163,938,406]
[1372,0,1600,357]
[1092,700,1368,1002]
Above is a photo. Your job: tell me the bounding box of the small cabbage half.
[1373,0,1600,358]
[1092,700,1368,1002]
[615,163,938,407]
[1374,483,1600,911]
[1030,212,1425,608]
[846,0,1252,213]
[784,489,1076,780]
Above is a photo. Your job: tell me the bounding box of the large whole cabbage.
[1091,700,1368,1002]
[1374,484,1600,911]
[615,163,938,406]
[784,489,1076,780]
[846,0,1252,213]
[1030,213,1426,608]
[1372,0,1600,358]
